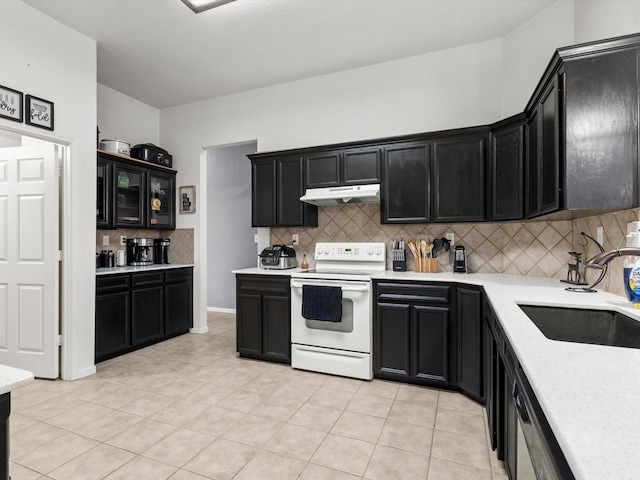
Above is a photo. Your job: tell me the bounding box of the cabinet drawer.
[165,268,193,284]
[97,274,130,293]
[237,275,290,295]
[376,282,450,304]
[131,271,164,287]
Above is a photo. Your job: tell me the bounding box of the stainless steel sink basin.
[518,305,640,349]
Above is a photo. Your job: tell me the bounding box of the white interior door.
[0,143,59,378]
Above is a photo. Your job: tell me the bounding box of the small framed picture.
[180,185,196,214]
[25,94,54,130]
[0,85,23,123]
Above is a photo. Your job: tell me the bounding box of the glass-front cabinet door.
[97,159,112,228]
[114,163,145,228]
[148,171,176,229]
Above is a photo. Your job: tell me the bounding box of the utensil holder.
[414,258,437,273]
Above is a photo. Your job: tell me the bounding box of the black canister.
[153,238,170,264]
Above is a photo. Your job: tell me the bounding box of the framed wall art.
[25,94,54,130]
[180,185,196,214]
[0,85,23,123]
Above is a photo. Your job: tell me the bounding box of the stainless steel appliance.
[259,244,297,270]
[453,245,467,273]
[513,367,573,480]
[99,139,130,156]
[153,238,170,264]
[290,242,386,380]
[126,238,153,266]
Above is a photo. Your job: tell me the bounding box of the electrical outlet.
[102,235,109,246]
[292,234,299,245]
[254,234,259,243]
[596,226,604,246]
[445,232,455,246]
[120,235,127,246]
[627,222,640,247]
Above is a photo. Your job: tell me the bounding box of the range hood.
[300,184,380,206]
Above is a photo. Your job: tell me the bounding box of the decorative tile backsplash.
[96,228,195,265]
[271,204,640,298]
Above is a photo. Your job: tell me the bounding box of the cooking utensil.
[433,238,442,258]
[421,239,428,259]
[407,239,419,258]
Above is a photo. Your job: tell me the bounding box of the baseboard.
[190,326,209,334]
[207,307,236,314]
[63,365,96,381]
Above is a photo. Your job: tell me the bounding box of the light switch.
[102,235,110,246]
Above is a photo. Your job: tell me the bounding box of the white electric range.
[290,242,386,380]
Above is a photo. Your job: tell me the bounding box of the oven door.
[290,277,371,353]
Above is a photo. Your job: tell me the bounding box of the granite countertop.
[96,264,194,275]
[373,271,640,480]
[0,365,34,395]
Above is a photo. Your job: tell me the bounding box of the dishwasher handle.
[513,381,531,424]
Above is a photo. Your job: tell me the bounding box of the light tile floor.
[9,312,508,480]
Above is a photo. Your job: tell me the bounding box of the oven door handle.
[291,278,370,292]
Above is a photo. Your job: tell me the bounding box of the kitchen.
[2,0,640,479]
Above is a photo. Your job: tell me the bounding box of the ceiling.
[24,0,556,109]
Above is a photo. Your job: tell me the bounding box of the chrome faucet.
[585,248,640,269]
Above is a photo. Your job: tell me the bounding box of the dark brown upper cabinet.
[525,76,562,219]
[304,147,381,188]
[562,47,639,211]
[490,114,525,221]
[524,33,640,218]
[97,151,176,230]
[250,154,318,228]
[432,130,489,223]
[381,141,431,224]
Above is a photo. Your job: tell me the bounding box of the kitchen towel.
[302,285,342,322]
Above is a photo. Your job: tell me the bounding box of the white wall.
[574,0,640,43]
[97,84,160,147]
[501,0,575,117]
[206,142,257,310]
[1,1,97,379]
[161,39,504,329]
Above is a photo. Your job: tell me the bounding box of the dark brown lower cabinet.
[374,282,453,387]
[95,274,131,362]
[131,271,165,347]
[95,267,193,363]
[236,274,291,364]
[374,281,484,398]
[457,286,483,400]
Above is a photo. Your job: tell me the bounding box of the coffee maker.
[127,238,154,266]
[453,245,467,273]
[154,238,170,264]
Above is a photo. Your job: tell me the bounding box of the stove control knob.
[376,247,383,255]
[367,247,374,255]
[324,247,330,254]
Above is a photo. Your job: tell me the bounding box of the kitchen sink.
[517,305,640,349]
